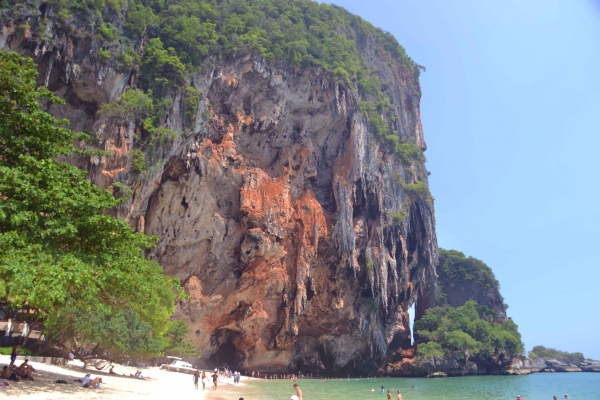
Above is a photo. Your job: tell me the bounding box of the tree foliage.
[9,0,425,159]
[415,301,524,360]
[0,50,184,360]
[163,319,200,358]
[438,249,501,291]
[528,345,586,364]
[98,88,154,124]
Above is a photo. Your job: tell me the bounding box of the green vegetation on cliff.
[435,249,504,309]
[33,0,419,78]
[439,249,499,289]
[5,0,426,166]
[415,301,524,360]
[528,345,587,364]
[0,50,186,360]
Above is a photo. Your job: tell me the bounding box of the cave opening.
[209,339,237,368]
[208,329,244,369]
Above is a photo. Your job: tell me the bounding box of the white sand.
[0,355,243,399]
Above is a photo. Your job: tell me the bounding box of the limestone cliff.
[0,1,437,373]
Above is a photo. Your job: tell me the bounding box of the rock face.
[1,7,438,373]
[416,249,507,321]
[386,349,514,377]
[508,356,600,375]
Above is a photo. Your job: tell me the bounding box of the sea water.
[222,373,600,400]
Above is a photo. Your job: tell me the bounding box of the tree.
[415,301,523,361]
[445,330,479,357]
[163,319,200,358]
[0,50,182,360]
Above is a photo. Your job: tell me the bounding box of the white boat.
[159,357,196,374]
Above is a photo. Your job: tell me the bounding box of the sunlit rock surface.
[1,10,437,374]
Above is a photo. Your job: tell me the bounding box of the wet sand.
[0,355,245,399]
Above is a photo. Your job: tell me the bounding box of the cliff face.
[1,6,437,373]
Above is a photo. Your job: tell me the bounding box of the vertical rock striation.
[1,5,438,373]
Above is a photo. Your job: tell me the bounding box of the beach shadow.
[1,367,126,397]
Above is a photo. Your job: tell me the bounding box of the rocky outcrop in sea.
[509,356,600,375]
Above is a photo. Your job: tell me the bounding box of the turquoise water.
[221,373,600,400]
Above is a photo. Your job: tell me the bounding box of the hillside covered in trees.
[406,250,523,376]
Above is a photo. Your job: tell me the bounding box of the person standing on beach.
[9,344,19,366]
[387,390,392,400]
[396,390,402,400]
[201,371,207,390]
[211,371,219,390]
[293,383,303,400]
[193,370,200,390]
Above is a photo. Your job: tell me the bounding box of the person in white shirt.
[81,374,92,387]
[81,373,102,388]
[5,319,11,336]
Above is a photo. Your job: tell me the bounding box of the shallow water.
[222,373,600,400]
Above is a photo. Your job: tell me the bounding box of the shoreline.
[2,355,598,400]
[0,355,247,399]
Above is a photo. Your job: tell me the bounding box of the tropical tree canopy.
[415,301,524,360]
[0,50,184,360]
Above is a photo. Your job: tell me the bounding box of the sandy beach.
[0,355,248,399]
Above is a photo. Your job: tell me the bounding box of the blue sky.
[326,0,600,359]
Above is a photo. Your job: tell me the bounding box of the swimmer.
[293,383,303,400]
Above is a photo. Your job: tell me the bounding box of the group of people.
[232,370,242,384]
[1,344,36,382]
[251,371,301,380]
[192,370,207,390]
[371,385,404,400]
[192,369,222,391]
[1,360,35,382]
[132,370,153,380]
